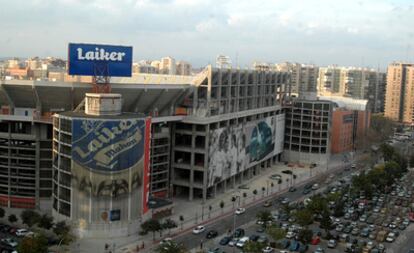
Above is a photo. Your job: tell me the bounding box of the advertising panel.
[71,117,148,222]
[207,115,283,187]
[68,43,132,77]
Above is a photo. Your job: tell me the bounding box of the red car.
[408,212,414,222]
[311,236,321,245]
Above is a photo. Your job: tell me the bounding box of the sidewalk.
[71,153,350,253]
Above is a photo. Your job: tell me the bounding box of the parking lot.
[182,159,414,253]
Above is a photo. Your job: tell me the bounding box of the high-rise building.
[176,61,191,76]
[384,62,414,124]
[318,66,386,113]
[160,57,176,75]
[275,62,318,98]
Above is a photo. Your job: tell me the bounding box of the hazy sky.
[0,0,413,68]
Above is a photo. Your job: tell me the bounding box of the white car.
[228,238,238,247]
[262,246,274,253]
[15,228,30,237]
[236,236,249,248]
[192,225,206,234]
[1,238,18,247]
[235,207,246,215]
[312,183,319,190]
[160,237,173,245]
[386,232,395,242]
[285,231,295,239]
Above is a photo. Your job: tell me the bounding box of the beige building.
[275,62,318,98]
[160,57,176,75]
[384,62,414,124]
[176,61,191,76]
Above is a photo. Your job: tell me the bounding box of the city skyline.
[0,0,413,69]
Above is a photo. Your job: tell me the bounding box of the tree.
[297,228,313,245]
[53,221,73,245]
[219,200,225,213]
[261,187,266,196]
[319,210,333,233]
[243,241,266,253]
[256,210,272,227]
[293,174,297,185]
[306,195,328,216]
[295,209,313,226]
[141,218,161,241]
[21,209,41,228]
[266,225,286,241]
[162,219,177,235]
[8,214,17,224]
[208,206,212,218]
[18,233,48,253]
[0,207,4,219]
[38,214,54,230]
[155,241,188,253]
[253,189,258,200]
[179,215,184,230]
[270,182,274,193]
[278,179,282,191]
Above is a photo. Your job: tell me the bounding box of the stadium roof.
[0,73,195,117]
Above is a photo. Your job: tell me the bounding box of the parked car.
[192,225,206,234]
[15,228,30,237]
[219,236,231,246]
[234,228,245,238]
[236,236,249,248]
[262,246,274,253]
[327,239,337,248]
[206,230,218,239]
[1,238,18,248]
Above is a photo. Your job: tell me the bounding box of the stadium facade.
[0,66,291,236]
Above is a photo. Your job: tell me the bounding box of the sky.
[0,0,413,69]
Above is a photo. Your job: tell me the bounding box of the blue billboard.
[68,43,132,77]
[72,118,145,172]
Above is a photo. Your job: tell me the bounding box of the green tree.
[8,214,17,224]
[294,209,313,226]
[53,221,73,244]
[18,233,48,253]
[266,225,286,241]
[297,228,313,245]
[278,179,282,191]
[0,207,4,219]
[319,211,333,233]
[141,218,161,241]
[219,200,225,213]
[306,195,328,216]
[155,241,188,253]
[243,241,266,253]
[256,210,272,227]
[38,214,54,230]
[162,218,177,235]
[20,209,41,228]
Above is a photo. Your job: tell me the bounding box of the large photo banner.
[207,115,282,187]
[71,118,149,222]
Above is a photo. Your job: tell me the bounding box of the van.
[376,231,387,242]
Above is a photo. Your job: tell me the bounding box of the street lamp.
[232,195,241,253]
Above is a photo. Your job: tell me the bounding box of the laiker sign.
[68,43,132,77]
[72,119,145,172]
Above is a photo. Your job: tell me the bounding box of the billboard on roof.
[68,43,132,77]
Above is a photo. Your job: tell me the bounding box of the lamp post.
[232,195,241,253]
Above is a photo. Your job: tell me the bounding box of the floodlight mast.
[92,62,111,93]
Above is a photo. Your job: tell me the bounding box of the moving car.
[192,225,206,234]
[235,207,246,215]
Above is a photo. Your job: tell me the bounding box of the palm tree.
[231,196,236,209]
[253,189,258,200]
[208,205,212,218]
[261,187,266,197]
[293,174,297,185]
[270,182,274,193]
[243,192,247,204]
